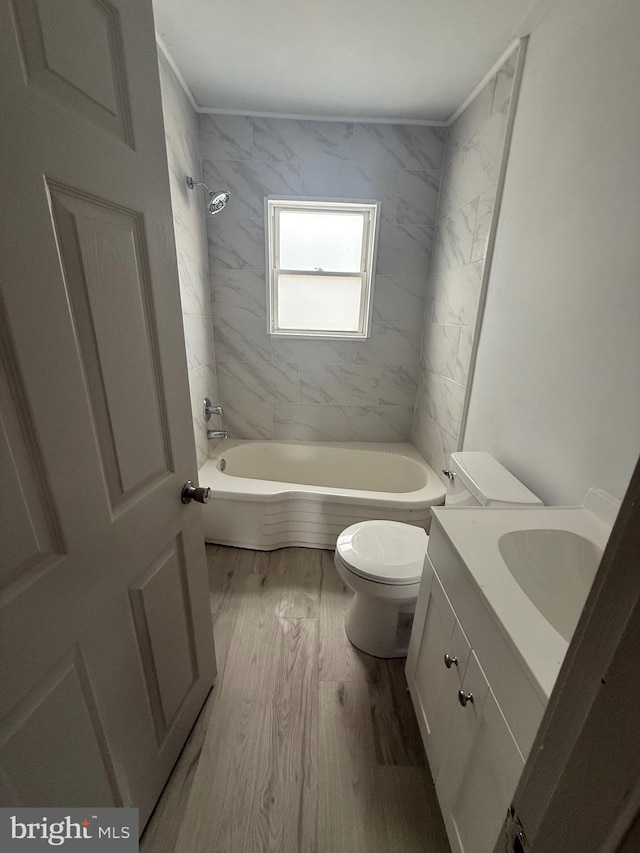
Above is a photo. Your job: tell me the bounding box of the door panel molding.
[47,181,174,511]
[129,536,199,744]
[10,0,134,146]
[0,644,123,807]
[0,292,65,593]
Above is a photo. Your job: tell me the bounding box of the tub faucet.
[207,429,229,440]
[203,398,223,421]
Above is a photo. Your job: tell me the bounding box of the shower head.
[186,176,230,215]
[207,191,230,215]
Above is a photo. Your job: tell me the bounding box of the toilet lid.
[336,520,427,584]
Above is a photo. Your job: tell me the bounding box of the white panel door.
[0,0,215,828]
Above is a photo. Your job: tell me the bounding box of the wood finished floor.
[141,544,450,853]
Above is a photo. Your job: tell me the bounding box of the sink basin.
[498,529,603,642]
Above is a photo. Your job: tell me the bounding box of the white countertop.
[429,495,615,701]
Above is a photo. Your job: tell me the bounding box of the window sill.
[269,330,370,341]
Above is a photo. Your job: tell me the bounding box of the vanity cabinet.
[406,554,526,853]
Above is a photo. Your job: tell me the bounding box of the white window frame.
[265,197,380,340]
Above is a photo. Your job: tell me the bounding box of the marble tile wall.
[200,116,445,441]
[412,53,518,477]
[158,53,218,468]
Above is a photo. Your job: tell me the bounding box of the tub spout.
[207,429,229,440]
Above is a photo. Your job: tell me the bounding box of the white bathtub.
[198,439,446,550]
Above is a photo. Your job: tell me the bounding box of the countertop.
[429,492,616,700]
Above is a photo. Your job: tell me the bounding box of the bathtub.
[198,439,446,550]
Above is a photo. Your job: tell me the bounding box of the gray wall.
[158,53,218,468]
[464,0,640,505]
[200,116,445,441]
[412,53,517,477]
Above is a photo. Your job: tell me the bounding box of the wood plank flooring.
[141,545,449,853]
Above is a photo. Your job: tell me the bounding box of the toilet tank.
[445,452,542,507]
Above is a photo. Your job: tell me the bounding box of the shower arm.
[186,176,210,191]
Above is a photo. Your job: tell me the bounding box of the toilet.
[334,451,542,658]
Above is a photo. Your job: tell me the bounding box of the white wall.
[158,51,218,468]
[463,0,640,505]
[200,116,445,441]
[412,51,518,477]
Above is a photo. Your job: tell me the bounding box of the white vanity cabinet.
[406,553,528,853]
[406,493,613,853]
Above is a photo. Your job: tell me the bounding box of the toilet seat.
[336,520,427,585]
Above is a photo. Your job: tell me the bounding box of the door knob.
[181,481,211,504]
[444,653,458,668]
[458,690,474,707]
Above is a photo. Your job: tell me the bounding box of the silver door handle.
[181,481,211,504]
[444,653,458,668]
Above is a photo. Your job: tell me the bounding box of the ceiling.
[152,0,540,123]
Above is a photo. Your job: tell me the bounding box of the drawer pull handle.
[444,653,458,668]
[458,690,474,707]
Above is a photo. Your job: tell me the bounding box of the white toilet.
[334,451,542,658]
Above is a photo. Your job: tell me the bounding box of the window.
[266,198,379,339]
